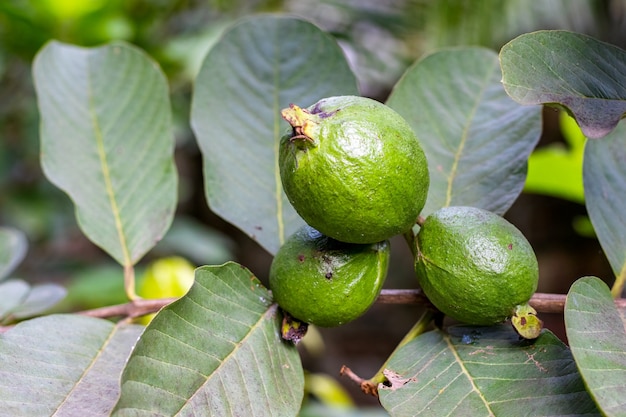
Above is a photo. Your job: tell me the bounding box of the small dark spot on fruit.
[318,109,339,119]
[520,317,527,326]
[309,102,339,119]
[507,243,513,250]
[297,254,305,263]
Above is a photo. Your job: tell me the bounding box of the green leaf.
[33,41,178,266]
[0,279,66,322]
[0,315,143,417]
[114,262,303,416]
[191,15,359,255]
[524,111,585,203]
[0,227,27,281]
[583,122,626,288]
[386,47,541,217]
[500,30,626,139]
[378,325,600,417]
[565,277,626,416]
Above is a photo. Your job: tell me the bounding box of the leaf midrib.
[86,55,132,267]
[445,62,498,207]
[178,303,280,415]
[272,32,286,248]
[444,333,495,416]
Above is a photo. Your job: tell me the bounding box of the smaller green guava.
[269,225,390,327]
[414,206,541,337]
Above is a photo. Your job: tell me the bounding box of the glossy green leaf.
[500,30,626,139]
[114,262,303,416]
[33,41,178,266]
[379,325,599,417]
[0,227,27,281]
[0,279,66,322]
[387,47,541,217]
[524,111,585,203]
[191,15,358,255]
[565,277,626,416]
[583,122,626,286]
[0,315,143,417]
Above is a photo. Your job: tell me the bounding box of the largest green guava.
[270,225,390,327]
[279,95,429,244]
[415,206,539,327]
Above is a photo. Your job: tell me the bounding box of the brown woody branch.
[69,290,626,320]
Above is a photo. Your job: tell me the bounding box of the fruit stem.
[611,262,626,298]
[402,228,417,258]
[341,309,436,396]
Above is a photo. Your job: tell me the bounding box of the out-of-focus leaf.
[0,315,143,417]
[0,227,27,281]
[565,277,626,416]
[33,41,177,267]
[113,262,303,416]
[500,30,626,139]
[379,325,599,416]
[153,216,235,265]
[387,47,541,217]
[58,265,131,311]
[583,121,626,292]
[0,279,66,322]
[524,111,585,203]
[191,15,358,255]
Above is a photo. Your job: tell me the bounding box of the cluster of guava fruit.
[270,95,540,338]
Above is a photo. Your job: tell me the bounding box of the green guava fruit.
[415,206,540,333]
[279,95,429,244]
[269,225,390,327]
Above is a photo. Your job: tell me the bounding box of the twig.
[2,290,621,326]
[375,289,626,313]
[78,297,177,319]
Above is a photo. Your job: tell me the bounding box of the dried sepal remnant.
[382,369,417,391]
[280,311,308,344]
[512,304,543,339]
[281,104,317,145]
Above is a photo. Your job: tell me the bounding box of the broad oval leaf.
[500,30,626,139]
[0,227,27,281]
[191,15,359,255]
[113,262,303,416]
[33,41,178,266]
[0,315,143,417]
[583,122,626,291]
[386,47,542,217]
[0,279,66,322]
[379,325,600,417]
[565,277,626,416]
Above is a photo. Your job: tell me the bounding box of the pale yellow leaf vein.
[272,41,285,247]
[51,324,118,416]
[87,62,132,267]
[445,63,496,207]
[444,334,494,416]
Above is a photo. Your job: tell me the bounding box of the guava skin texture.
[415,206,539,326]
[279,95,430,244]
[269,225,390,328]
